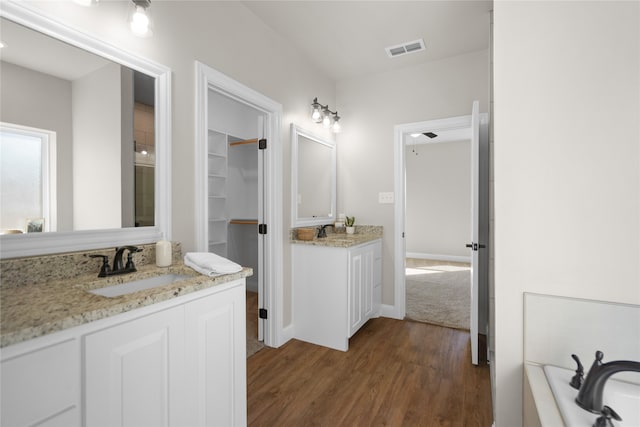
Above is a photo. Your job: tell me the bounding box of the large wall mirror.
[291,124,336,227]
[0,2,171,258]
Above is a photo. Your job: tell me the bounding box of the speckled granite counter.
[0,245,252,348]
[290,225,382,247]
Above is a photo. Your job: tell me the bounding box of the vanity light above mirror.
[0,1,171,258]
[291,124,336,227]
[310,97,341,133]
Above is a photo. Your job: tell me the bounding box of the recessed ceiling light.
[410,133,421,138]
[0,41,6,49]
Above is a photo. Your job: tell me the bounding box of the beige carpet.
[405,262,470,330]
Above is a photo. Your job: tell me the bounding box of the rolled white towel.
[184,252,242,276]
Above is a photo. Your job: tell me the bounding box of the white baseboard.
[279,323,294,347]
[380,304,403,320]
[406,252,470,263]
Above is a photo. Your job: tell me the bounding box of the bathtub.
[543,365,640,427]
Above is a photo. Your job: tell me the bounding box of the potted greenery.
[345,216,355,234]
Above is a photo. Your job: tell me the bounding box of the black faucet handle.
[125,252,137,271]
[88,254,111,277]
[593,405,622,427]
[571,354,585,389]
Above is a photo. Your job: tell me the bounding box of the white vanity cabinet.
[1,279,246,427]
[293,239,382,351]
[84,306,186,427]
[1,338,81,427]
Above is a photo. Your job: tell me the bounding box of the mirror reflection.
[0,17,155,234]
[297,135,333,218]
[291,124,336,227]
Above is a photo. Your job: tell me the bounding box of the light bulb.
[322,108,331,128]
[332,118,341,133]
[130,5,149,35]
[311,107,322,122]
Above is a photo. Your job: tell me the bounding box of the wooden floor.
[247,317,492,427]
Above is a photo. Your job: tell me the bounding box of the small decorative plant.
[345,216,355,227]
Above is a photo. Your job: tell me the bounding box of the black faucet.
[87,246,142,278]
[317,224,333,238]
[575,351,640,413]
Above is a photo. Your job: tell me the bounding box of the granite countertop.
[0,263,252,348]
[290,225,383,248]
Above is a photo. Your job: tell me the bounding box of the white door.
[469,100,480,365]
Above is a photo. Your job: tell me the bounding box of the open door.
[257,116,266,342]
[468,100,482,365]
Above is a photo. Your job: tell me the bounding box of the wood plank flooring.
[247,317,492,426]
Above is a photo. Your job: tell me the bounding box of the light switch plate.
[378,192,394,204]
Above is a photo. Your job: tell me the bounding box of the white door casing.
[195,61,284,348]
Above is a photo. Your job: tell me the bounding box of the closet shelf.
[229,138,258,147]
[229,219,258,225]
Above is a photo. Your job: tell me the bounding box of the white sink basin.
[544,365,640,426]
[89,274,191,298]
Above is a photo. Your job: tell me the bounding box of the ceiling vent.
[385,39,426,58]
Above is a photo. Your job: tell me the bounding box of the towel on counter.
[184,252,242,276]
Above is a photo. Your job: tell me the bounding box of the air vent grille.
[385,38,426,58]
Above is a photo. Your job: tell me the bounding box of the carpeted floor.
[405,259,471,330]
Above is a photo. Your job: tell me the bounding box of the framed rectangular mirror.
[0,1,171,258]
[291,123,336,227]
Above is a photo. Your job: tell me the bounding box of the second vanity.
[0,244,251,427]
[291,226,382,351]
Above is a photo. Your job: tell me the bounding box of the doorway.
[404,138,472,330]
[195,62,284,349]
[394,104,489,364]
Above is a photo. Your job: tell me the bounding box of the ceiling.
[242,0,492,81]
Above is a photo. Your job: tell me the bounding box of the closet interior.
[207,91,262,293]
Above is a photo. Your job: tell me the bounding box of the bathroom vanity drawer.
[1,338,80,427]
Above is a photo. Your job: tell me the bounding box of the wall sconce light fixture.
[311,97,341,133]
[130,0,152,36]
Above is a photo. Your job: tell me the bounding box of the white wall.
[336,49,489,305]
[72,62,122,230]
[24,0,335,328]
[0,61,74,231]
[405,140,470,259]
[493,2,640,426]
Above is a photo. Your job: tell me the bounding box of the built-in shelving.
[229,219,258,225]
[229,138,258,147]
[208,129,228,256]
[208,131,260,259]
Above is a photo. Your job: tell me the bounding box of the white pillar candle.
[156,240,172,267]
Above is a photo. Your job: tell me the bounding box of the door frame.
[392,113,488,323]
[195,61,284,348]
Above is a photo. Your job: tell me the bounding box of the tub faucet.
[575,351,640,413]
